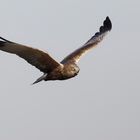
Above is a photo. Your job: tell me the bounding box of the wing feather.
[0,39,61,73]
[61,16,112,64]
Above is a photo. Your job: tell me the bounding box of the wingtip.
[0,36,12,43]
[104,16,112,31]
[98,16,112,34]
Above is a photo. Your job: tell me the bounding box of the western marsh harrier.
[0,16,112,84]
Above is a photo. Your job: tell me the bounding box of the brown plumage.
[0,16,112,84]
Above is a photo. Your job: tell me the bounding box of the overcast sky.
[0,0,139,140]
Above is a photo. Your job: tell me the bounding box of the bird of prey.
[0,16,112,84]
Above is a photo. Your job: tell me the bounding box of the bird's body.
[46,63,79,81]
[0,17,112,84]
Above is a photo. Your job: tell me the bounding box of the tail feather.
[32,74,47,85]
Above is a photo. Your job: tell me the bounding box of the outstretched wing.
[61,16,112,64]
[0,37,61,73]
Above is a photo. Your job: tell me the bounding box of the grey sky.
[0,0,139,140]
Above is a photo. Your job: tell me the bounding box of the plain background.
[0,0,139,140]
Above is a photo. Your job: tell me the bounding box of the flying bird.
[0,16,112,84]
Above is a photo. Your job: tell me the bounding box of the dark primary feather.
[61,16,112,63]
